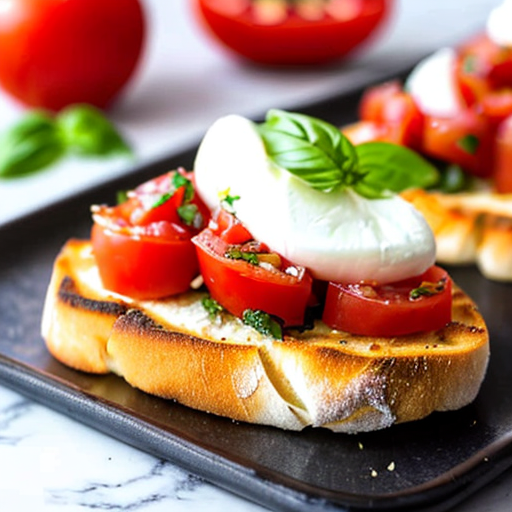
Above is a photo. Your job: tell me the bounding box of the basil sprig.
[0,104,132,179]
[258,109,439,198]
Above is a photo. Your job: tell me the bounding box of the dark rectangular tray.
[1,91,512,512]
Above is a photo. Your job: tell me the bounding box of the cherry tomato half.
[359,81,424,148]
[0,0,145,110]
[494,115,512,193]
[91,171,209,300]
[193,0,393,65]
[193,225,313,327]
[455,33,512,106]
[421,110,494,178]
[322,265,452,337]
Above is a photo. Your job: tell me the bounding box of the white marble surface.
[1,0,512,511]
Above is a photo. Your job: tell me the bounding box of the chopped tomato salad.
[91,170,209,300]
[350,32,512,190]
[91,170,452,337]
[322,266,452,337]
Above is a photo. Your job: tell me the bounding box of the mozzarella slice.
[405,47,463,118]
[194,115,436,284]
[487,0,512,47]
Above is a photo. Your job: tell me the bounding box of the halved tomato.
[359,81,424,148]
[91,170,209,300]
[192,217,313,327]
[322,265,452,337]
[193,0,393,65]
[494,115,512,193]
[421,109,494,178]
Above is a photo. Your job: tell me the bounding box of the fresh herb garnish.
[219,189,241,213]
[202,296,224,318]
[225,247,259,265]
[462,54,478,74]
[150,172,202,227]
[457,134,480,155]
[410,279,447,300]
[177,203,200,227]
[243,309,283,340]
[0,104,132,179]
[116,189,129,204]
[172,172,195,202]
[257,109,439,198]
[151,192,173,209]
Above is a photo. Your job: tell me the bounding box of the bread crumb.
[371,469,378,477]
[358,442,364,450]
[387,461,395,472]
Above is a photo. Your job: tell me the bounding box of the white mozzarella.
[194,115,436,284]
[405,47,463,118]
[487,0,512,47]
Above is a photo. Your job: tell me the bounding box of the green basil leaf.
[57,104,132,157]
[242,309,283,340]
[457,134,479,155]
[258,109,359,192]
[0,112,65,178]
[353,141,439,198]
[172,172,194,202]
[202,296,224,319]
[177,203,199,226]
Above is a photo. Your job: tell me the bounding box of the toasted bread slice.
[402,189,512,282]
[41,239,490,433]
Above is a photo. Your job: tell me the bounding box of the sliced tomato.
[192,226,313,327]
[212,208,253,245]
[193,0,392,65]
[494,115,512,193]
[480,89,512,127]
[91,170,209,300]
[421,110,494,178]
[359,81,424,148]
[322,265,452,337]
[456,34,512,101]
[341,120,387,145]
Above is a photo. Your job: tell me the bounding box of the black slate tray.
[1,91,512,512]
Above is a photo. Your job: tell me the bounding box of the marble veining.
[0,383,511,512]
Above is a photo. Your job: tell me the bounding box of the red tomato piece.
[322,266,452,337]
[0,0,145,110]
[480,89,512,127]
[455,33,512,106]
[421,110,494,178]
[193,228,313,327]
[494,115,512,193]
[213,208,253,245]
[193,0,392,65]
[342,120,388,145]
[359,81,402,122]
[91,171,209,300]
[359,81,424,148]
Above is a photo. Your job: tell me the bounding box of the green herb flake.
[457,134,480,155]
[242,309,283,340]
[152,192,173,209]
[410,279,447,300]
[225,248,259,265]
[172,172,194,202]
[177,203,200,226]
[462,54,478,74]
[116,189,129,204]
[220,191,241,213]
[202,296,224,319]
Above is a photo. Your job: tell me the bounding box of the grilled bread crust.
[402,189,512,282]
[41,239,490,433]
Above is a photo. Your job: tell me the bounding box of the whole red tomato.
[0,0,146,110]
[193,0,393,65]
